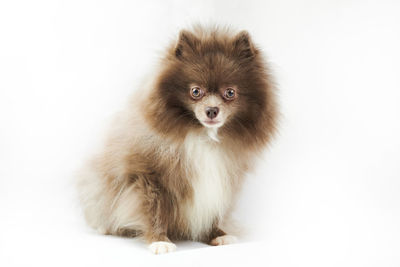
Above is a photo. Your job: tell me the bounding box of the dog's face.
[188,83,238,129]
[146,28,275,144]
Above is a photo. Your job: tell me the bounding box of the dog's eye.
[190,86,203,99]
[224,88,236,100]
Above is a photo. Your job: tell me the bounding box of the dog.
[77,25,278,254]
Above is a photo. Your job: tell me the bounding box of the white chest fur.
[183,133,232,240]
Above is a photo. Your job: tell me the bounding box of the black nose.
[205,107,219,119]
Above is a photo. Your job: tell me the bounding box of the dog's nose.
[205,107,219,119]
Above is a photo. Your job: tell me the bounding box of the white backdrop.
[1,0,399,266]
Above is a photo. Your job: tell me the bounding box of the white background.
[1,0,399,266]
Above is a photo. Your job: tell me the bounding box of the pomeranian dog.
[77,25,278,254]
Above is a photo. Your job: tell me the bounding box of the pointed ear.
[232,31,256,59]
[175,30,200,59]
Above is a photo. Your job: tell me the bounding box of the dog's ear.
[175,30,200,59]
[232,31,256,59]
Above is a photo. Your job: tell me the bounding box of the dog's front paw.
[210,235,237,246]
[149,241,177,254]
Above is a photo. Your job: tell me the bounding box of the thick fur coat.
[77,26,278,254]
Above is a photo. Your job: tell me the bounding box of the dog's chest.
[182,134,232,240]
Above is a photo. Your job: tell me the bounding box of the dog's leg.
[140,178,177,254]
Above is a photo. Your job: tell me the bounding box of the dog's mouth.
[202,120,222,127]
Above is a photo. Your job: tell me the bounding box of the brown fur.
[77,25,278,249]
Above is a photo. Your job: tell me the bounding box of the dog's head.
[145,26,277,146]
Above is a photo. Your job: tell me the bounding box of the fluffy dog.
[77,26,278,254]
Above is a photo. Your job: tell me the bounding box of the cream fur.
[183,132,233,240]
